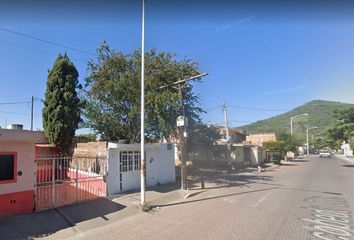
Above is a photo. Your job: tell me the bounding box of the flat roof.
[0,129,47,143]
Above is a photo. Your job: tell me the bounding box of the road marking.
[252,192,272,207]
[301,196,353,239]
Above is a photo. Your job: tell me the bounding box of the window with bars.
[134,151,141,170]
[120,151,142,172]
[128,151,133,171]
[121,151,128,172]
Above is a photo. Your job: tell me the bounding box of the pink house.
[0,128,47,217]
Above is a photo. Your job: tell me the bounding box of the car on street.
[319,150,331,158]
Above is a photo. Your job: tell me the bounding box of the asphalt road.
[65,155,354,240]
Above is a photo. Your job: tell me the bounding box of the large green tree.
[82,43,204,142]
[43,53,81,154]
[275,131,302,153]
[187,124,220,147]
[263,140,286,163]
[326,107,354,149]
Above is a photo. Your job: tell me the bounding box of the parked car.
[319,150,331,158]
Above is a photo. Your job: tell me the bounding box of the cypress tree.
[43,53,81,154]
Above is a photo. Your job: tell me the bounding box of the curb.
[183,190,205,199]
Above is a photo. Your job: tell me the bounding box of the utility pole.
[290,113,308,136]
[160,73,208,191]
[306,126,317,155]
[140,0,146,206]
[178,85,187,190]
[223,102,230,143]
[290,117,293,136]
[31,95,34,131]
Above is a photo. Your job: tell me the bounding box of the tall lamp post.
[140,0,146,206]
[290,113,308,135]
[306,126,318,155]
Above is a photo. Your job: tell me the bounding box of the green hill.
[240,100,354,137]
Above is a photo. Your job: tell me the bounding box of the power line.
[0,40,90,64]
[0,26,96,56]
[228,105,287,112]
[0,40,54,56]
[0,101,31,105]
[204,105,223,112]
[0,98,44,105]
[230,120,254,124]
[236,108,259,123]
[0,110,31,116]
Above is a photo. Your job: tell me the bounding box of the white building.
[106,143,176,195]
[341,141,353,157]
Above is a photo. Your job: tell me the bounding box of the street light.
[306,126,318,155]
[140,0,146,206]
[290,113,308,135]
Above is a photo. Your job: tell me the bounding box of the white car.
[319,150,331,158]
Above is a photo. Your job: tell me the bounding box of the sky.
[0,0,354,132]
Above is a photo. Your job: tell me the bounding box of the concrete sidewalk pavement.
[1,164,274,240]
[0,183,183,240]
[0,182,207,240]
[335,153,354,163]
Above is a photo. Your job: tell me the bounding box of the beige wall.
[73,142,108,158]
[246,133,276,146]
[0,141,36,195]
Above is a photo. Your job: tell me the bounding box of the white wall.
[0,141,36,194]
[107,143,175,195]
[107,148,121,195]
[250,147,258,165]
[341,143,353,157]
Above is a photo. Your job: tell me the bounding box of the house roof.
[0,129,47,143]
[213,125,247,135]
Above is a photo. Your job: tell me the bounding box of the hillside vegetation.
[240,100,354,137]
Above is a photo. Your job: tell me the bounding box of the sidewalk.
[0,164,272,240]
[335,154,354,163]
[0,183,190,240]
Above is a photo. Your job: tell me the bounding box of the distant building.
[246,133,277,146]
[215,126,247,144]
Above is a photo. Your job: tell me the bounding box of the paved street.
[2,155,354,240]
[60,155,354,240]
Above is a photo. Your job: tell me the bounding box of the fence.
[34,155,107,210]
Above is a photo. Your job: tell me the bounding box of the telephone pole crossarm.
[161,72,208,191]
[159,73,208,90]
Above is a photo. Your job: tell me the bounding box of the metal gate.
[34,156,107,210]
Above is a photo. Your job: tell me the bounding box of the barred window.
[128,151,133,171]
[121,151,128,172]
[134,151,141,170]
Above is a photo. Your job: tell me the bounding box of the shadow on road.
[155,186,279,208]
[187,167,275,191]
[342,164,354,168]
[291,159,309,163]
[0,198,125,240]
[148,182,181,193]
[279,163,298,166]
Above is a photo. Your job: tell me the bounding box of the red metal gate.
[34,156,107,210]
